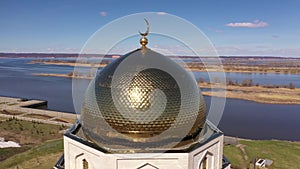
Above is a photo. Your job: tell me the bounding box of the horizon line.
[0,52,299,58]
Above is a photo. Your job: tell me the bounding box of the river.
[0,58,299,141]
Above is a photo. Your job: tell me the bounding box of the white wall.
[64,134,224,169]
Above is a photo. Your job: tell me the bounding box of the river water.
[0,58,299,141]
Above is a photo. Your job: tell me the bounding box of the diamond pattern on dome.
[81,48,206,152]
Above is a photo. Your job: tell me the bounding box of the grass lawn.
[0,118,67,162]
[0,118,66,144]
[0,116,8,121]
[0,139,63,169]
[0,146,31,161]
[1,118,300,169]
[3,138,299,169]
[224,140,300,169]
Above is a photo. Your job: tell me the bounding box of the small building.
[249,158,274,169]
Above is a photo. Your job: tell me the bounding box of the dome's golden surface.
[81,48,206,152]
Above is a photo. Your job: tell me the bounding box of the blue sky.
[0,0,300,56]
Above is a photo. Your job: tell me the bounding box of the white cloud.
[100,11,107,17]
[226,20,269,28]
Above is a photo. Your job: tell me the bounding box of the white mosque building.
[54,21,230,169]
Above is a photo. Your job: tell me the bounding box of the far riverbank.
[34,72,300,105]
[29,59,300,74]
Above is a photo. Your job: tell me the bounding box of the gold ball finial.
[140,36,148,47]
[139,19,150,48]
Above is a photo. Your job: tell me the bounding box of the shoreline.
[29,60,300,74]
[33,73,300,105]
[0,95,299,142]
[224,135,300,143]
[0,96,76,126]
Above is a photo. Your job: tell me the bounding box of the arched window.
[83,159,89,169]
[201,156,208,169]
[199,152,213,169]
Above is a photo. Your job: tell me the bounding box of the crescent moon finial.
[139,19,150,36]
[139,19,150,48]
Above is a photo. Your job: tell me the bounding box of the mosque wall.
[64,134,223,169]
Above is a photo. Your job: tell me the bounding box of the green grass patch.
[0,139,63,169]
[0,146,31,162]
[0,116,8,121]
[0,118,67,145]
[0,118,67,166]
[224,140,300,169]
[224,144,245,168]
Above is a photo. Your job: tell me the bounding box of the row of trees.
[197,77,296,89]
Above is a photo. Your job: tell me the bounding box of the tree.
[227,78,234,85]
[289,83,296,89]
[198,77,205,83]
[213,77,221,84]
[241,79,254,87]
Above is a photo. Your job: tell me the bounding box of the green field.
[224,139,300,169]
[0,139,63,169]
[0,118,66,167]
[0,117,66,145]
[1,118,300,169]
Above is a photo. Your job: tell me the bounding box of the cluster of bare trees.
[198,77,296,89]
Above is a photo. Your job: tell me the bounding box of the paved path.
[0,96,77,126]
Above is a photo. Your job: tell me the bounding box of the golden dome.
[80,47,206,153]
[80,19,206,153]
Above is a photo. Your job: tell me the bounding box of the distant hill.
[0,53,299,59]
[0,53,79,58]
[0,53,108,58]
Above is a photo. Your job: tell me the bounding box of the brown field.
[23,114,53,120]
[200,82,300,104]
[0,110,24,116]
